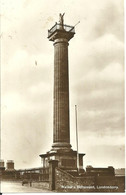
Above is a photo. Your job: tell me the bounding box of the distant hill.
[115,168,125,176]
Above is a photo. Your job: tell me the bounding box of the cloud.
[78,0,123,41]
[2,49,53,95]
[70,34,124,83]
[70,34,124,144]
[72,61,124,136]
[87,0,124,41]
[83,144,125,168]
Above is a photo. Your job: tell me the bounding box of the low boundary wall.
[32,181,49,190]
[54,167,125,192]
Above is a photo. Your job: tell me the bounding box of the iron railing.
[15,167,49,181]
[48,22,75,37]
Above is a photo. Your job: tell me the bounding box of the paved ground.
[1,181,52,193]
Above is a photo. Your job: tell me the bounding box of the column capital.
[53,38,69,46]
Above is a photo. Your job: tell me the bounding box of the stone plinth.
[40,150,85,170]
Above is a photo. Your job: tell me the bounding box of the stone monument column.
[40,14,85,170]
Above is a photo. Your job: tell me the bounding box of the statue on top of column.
[59,13,65,29]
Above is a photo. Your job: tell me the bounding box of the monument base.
[39,149,85,170]
[51,142,72,152]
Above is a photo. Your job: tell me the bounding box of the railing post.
[49,160,58,191]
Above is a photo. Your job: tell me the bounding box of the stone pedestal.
[40,150,85,171]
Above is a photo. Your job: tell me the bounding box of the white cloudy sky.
[1,0,125,169]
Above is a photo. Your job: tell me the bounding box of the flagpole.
[75,105,79,174]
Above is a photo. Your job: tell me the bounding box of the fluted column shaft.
[52,38,71,149]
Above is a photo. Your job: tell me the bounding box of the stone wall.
[32,181,49,190]
[55,168,125,192]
